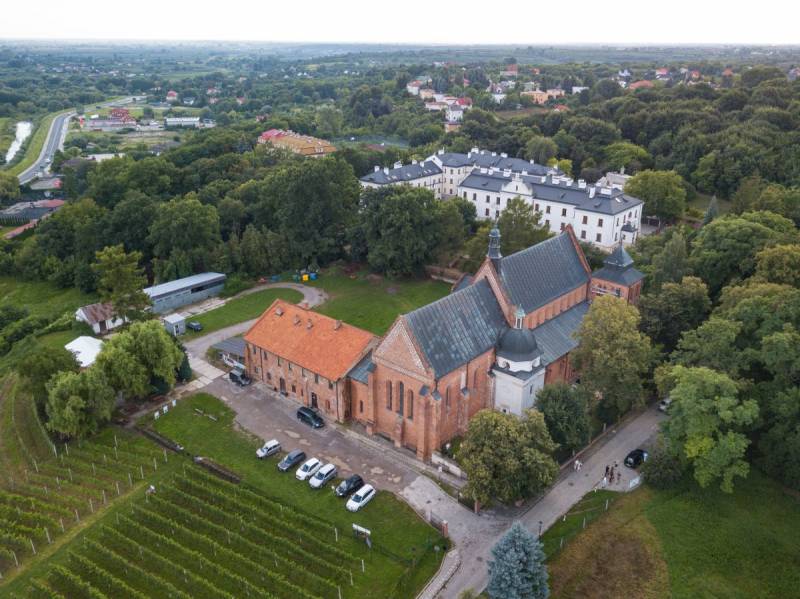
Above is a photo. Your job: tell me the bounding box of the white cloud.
[0,0,796,45]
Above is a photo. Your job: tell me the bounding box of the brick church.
[244,226,643,461]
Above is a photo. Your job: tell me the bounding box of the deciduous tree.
[625,170,687,221]
[659,365,758,492]
[497,197,551,256]
[639,276,711,352]
[572,296,652,422]
[45,369,115,439]
[535,383,591,453]
[92,244,151,321]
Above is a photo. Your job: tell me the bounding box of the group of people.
[601,463,622,488]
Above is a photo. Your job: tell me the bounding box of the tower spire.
[487,226,502,273]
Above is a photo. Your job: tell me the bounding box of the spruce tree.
[487,522,549,599]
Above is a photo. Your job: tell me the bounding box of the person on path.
[609,467,615,482]
[574,460,579,472]
[577,460,582,471]
[605,465,610,478]
[616,471,621,485]
[601,475,608,488]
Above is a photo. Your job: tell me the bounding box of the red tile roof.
[629,80,655,90]
[244,300,376,381]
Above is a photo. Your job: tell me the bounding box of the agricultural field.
[0,389,445,598]
[0,379,170,589]
[546,473,800,599]
[308,268,450,335]
[151,393,446,598]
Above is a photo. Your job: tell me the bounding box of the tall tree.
[754,244,800,287]
[650,231,688,289]
[535,383,591,453]
[95,320,184,400]
[358,186,442,276]
[148,194,221,281]
[497,197,551,256]
[92,244,151,320]
[0,171,21,205]
[45,369,115,439]
[659,365,758,493]
[460,409,557,509]
[17,346,80,410]
[487,522,549,599]
[624,170,687,221]
[639,276,711,352]
[572,296,652,422]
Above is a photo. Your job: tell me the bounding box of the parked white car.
[658,397,672,413]
[346,484,376,512]
[309,463,337,489]
[296,457,322,481]
[256,439,281,459]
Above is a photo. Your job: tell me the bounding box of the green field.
[547,473,800,598]
[151,393,446,598]
[308,268,450,335]
[0,277,95,320]
[182,287,303,339]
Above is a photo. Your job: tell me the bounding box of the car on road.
[277,449,306,472]
[297,406,324,429]
[256,439,281,459]
[296,457,322,481]
[346,484,376,512]
[309,463,337,489]
[335,474,364,498]
[624,449,649,468]
[658,397,672,413]
[187,321,203,332]
[229,369,251,387]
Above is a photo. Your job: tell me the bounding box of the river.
[5,121,32,163]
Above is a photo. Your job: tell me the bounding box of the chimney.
[529,158,535,164]
[412,159,418,165]
[491,151,496,157]
[500,152,508,158]
[334,320,342,330]
[306,319,313,329]
[393,161,402,169]
[275,307,284,316]
[374,165,380,172]
[293,315,301,325]
[589,187,596,198]
[383,167,389,175]
[578,179,586,189]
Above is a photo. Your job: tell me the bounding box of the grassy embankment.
[545,472,800,599]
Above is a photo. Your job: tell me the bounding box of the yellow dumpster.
[302,274,309,282]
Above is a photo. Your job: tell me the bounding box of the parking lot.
[204,376,419,493]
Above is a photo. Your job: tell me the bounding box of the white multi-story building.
[359,148,643,249]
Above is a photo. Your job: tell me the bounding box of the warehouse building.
[144,272,226,314]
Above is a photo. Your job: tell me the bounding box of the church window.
[407,391,414,419]
[386,381,393,410]
[398,382,405,415]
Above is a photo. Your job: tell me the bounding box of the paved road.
[183,282,328,359]
[409,407,665,599]
[17,96,138,184]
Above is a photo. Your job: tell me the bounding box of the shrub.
[642,437,686,489]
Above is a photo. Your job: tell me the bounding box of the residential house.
[628,80,655,90]
[257,129,336,157]
[166,90,178,103]
[75,302,125,335]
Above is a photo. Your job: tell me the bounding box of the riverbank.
[4,121,32,164]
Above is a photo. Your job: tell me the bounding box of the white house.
[446,106,464,122]
[75,302,125,335]
[65,336,104,368]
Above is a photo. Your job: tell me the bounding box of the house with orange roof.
[244,300,378,422]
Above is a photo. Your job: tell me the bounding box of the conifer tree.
[487,522,549,599]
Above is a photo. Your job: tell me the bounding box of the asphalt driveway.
[205,376,417,493]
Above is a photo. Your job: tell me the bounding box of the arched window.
[398,382,405,415]
[386,381,392,410]
[445,386,451,411]
[407,390,414,420]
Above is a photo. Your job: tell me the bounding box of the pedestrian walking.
[577,460,582,471]
[616,471,621,485]
[614,460,619,470]
[605,465,610,478]
[573,460,579,472]
[601,476,608,488]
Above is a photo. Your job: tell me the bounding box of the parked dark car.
[624,449,649,468]
[297,406,324,429]
[229,369,251,386]
[335,474,364,498]
[187,321,203,332]
[278,449,306,472]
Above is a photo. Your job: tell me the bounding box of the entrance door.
[279,378,286,394]
[311,392,318,408]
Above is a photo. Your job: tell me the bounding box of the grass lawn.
[307,267,451,335]
[0,276,95,319]
[151,392,446,598]
[182,287,303,339]
[689,192,732,216]
[547,472,800,599]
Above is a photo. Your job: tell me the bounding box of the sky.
[0,0,797,45]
